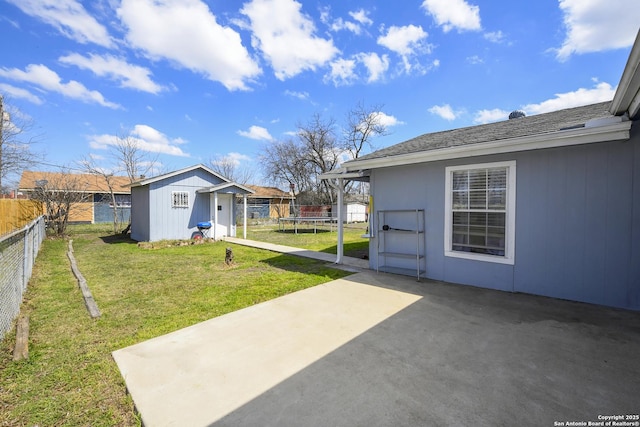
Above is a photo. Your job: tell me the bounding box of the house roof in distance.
[245,185,293,199]
[19,171,131,194]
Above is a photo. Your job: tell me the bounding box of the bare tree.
[111,133,158,182]
[259,103,388,205]
[79,156,122,233]
[260,138,314,202]
[209,154,255,184]
[29,169,90,236]
[342,101,389,159]
[0,95,40,192]
[81,132,159,233]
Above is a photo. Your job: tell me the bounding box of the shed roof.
[19,171,131,194]
[196,182,254,195]
[129,164,228,187]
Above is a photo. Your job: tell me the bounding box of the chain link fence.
[0,216,46,341]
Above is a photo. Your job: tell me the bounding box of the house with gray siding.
[129,164,253,242]
[322,32,640,311]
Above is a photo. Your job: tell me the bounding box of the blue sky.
[1,0,639,186]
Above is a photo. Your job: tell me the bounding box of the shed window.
[445,161,516,264]
[172,191,189,208]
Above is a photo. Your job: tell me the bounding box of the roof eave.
[341,120,632,172]
[196,182,255,194]
[610,30,640,118]
[129,164,229,187]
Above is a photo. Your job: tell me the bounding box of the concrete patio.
[113,267,640,427]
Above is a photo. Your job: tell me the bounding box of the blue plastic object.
[197,221,212,229]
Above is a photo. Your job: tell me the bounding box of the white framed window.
[444,161,516,264]
[171,191,189,208]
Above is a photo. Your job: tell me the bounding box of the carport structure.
[113,270,640,426]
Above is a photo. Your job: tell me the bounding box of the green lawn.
[0,224,355,427]
[246,222,370,259]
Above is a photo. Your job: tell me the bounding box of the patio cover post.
[336,177,344,264]
[243,194,247,239]
[213,191,218,239]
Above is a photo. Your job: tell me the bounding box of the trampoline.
[277,217,335,234]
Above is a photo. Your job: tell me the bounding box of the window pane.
[469,190,486,209]
[452,171,468,191]
[469,212,487,226]
[488,168,506,190]
[488,189,506,209]
[469,170,486,190]
[452,191,468,209]
[487,212,505,227]
[453,212,469,225]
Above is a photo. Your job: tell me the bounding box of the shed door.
[211,193,233,239]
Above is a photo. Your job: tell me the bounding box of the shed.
[331,202,367,223]
[321,31,640,311]
[129,164,253,242]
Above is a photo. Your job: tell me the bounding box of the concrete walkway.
[113,266,640,426]
[223,236,370,271]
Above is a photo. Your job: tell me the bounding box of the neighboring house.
[129,164,253,242]
[19,171,131,224]
[322,32,640,311]
[243,185,294,220]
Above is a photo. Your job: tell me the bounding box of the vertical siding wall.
[370,131,640,310]
[131,186,150,241]
[147,170,222,241]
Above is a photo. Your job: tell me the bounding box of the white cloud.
[59,53,166,94]
[325,58,357,86]
[556,0,640,60]
[521,81,615,114]
[474,108,509,124]
[326,8,373,35]
[473,81,616,124]
[213,152,252,167]
[429,104,460,121]
[284,90,310,100]
[117,0,261,91]
[484,30,505,43]
[88,124,189,157]
[0,83,44,105]
[5,0,113,47]
[0,64,121,109]
[373,112,403,127]
[357,52,390,83]
[350,9,373,26]
[377,25,430,73]
[237,125,274,141]
[241,0,339,80]
[421,0,481,33]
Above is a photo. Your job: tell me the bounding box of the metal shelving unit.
[376,209,426,279]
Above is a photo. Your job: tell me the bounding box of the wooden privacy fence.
[0,200,44,237]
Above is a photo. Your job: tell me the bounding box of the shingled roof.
[245,185,293,199]
[352,101,614,163]
[19,171,131,194]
